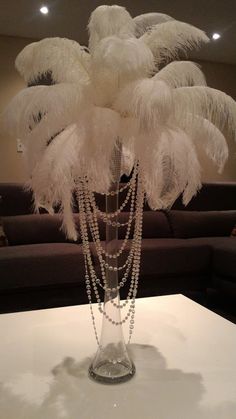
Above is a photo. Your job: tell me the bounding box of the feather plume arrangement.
[154,61,206,88]
[134,12,174,37]
[141,20,209,66]
[88,5,136,52]
[91,36,155,106]
[3,82,91,139]
[113,78,173,131]
[173,86,236,140]
[2,4,236,240]
[15,37,91,85]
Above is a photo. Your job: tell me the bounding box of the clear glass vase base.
[88,361,135,384]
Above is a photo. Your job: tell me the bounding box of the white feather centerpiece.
[15,37,91,85]
[2,4,236,384]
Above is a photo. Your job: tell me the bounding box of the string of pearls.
[92,163,138,224]
[77,179,135,299]
[100,174,135,196]
[85,169,137,269]
[82,170,139,293]
[76,164,144,346]
[88,186,136,259]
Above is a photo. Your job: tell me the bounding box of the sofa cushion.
[91,238,211,295]
[141,238,211,276]
[0,243,85,291]
[0,183,33,216]
[187,237,236,282]
[212,239,236,282]
[2,210,171,246]
[172,182,236,211]
[2,214,81,245]
[167,210,236,239]
[114,238,211,278]
[141,211,172,238]
[211,276,236,298]
[96,211,172,240]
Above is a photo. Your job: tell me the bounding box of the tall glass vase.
[89,142,135,384]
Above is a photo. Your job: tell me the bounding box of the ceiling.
[1,0,236,64]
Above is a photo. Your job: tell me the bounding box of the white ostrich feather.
[15,37,90,85]
[200,119,229,173]
[180,138,202,206]
[92,36,154,79]
[30,125,78,207]
[135,132,163,208]
[181,116,229,174]
[3,85,45,138]
[75,106,121,192]
[140,129,201,209]
[30,124,80,240]
[91,36,155,106]
[114,78,173,131]
[88,5,135,52]
[119,117,139,144]
[119,117,138,176]
[141,21,209,65]
[164,132,201,207]
[3,82,91,141]
[30,106,122,207]
[121,143,135,176]
[173,86,236,141]
[22,124,57,176]
[43,129,79,241]
[154,61,206,88]
[134,12,174,37]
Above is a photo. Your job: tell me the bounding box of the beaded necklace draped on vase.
[76,140,144,382]
[88,141,136,382]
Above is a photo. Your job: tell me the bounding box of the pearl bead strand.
[76,165,144,345]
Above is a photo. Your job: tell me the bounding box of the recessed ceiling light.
[40,6,49,14]
[212,33,221,40]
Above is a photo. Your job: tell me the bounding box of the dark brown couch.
[0,182,236,314]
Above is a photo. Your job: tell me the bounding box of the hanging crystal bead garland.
[78,165,143,328]
[76,146,144,383]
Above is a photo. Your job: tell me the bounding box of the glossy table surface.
[0,294,235,419]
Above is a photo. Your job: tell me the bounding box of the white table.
[0,294,235,419]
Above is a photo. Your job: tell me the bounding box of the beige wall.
[0,36,35,182]
[198,61,236,182]
[0,35,236,183]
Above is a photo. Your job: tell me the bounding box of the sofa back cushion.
[3,210,172,246]
[172,182,236,211]
[167,210,236,238]
[141,211,172,238]
[0,183,34,216]
[2,214,81,245]
[87,211,172,241]
[113,211,171,240]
